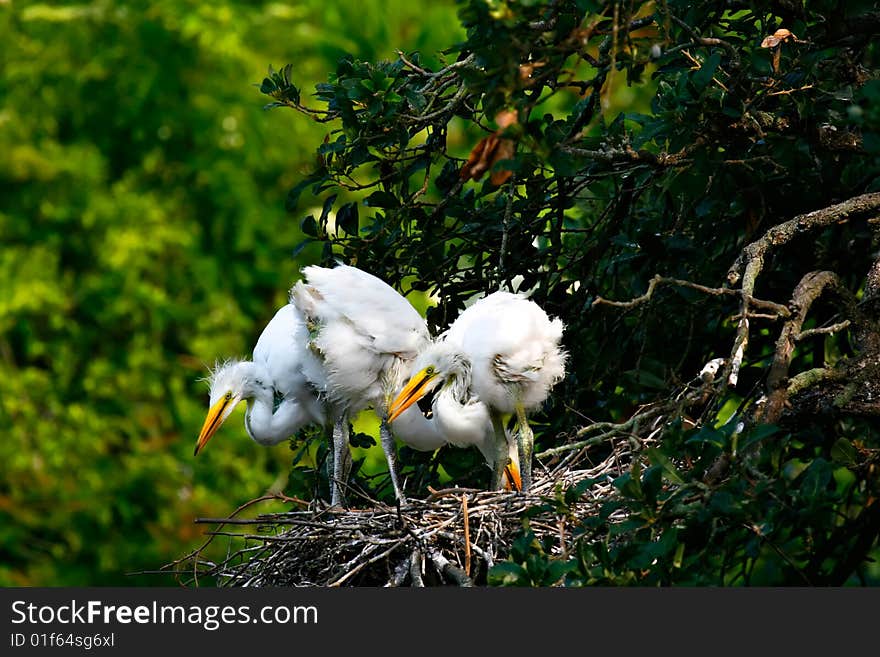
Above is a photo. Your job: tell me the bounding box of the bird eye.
[225,392,232,401]
[425,366,435,376]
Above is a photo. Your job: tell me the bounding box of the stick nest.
[165,440,634,587]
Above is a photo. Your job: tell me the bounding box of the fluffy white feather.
[196,304,327,453]
[289,263,435,502]
[290,264,430,412]
[390,290,567,492]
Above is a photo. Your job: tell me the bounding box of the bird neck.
[433,385,494,463]
[240,362,317,446]
[390,406,448,452]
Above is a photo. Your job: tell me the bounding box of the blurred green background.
[0,0,464,585]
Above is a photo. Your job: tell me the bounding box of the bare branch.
[669,14,742,70]
[762,271,856,423]
[725,192,880,386]
[462,494,471,577]
[786,367,843,397]
[592,274,790,316]
[796,320,851,342]
[409,550,424,588]
[429,549,473,587]
[728,193,880,287]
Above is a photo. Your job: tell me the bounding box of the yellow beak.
[388,367,439,423]
[194,395,236,456]
[503,460,522,492]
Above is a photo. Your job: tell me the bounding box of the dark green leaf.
[286,176,322,212]
[349,432,375,449]
[739,424,781,452]
[830,438,857,465]
[692,52,721,92]
[319,194,338,224]
[336,202,359,235]
[301,215,318,237]
[488,562,530,586]
[364,190,400,208]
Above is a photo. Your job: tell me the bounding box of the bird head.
[387,342,468,423]
[193,361,250,456]
[387,365,443,423]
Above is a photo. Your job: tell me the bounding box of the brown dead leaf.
[761,28,799,73]
[494,108,518,129]
[760,27,798,49]
[518,61,546,86]
[460,135,497,181]
[460,110,519,187]
[488,138,516,186]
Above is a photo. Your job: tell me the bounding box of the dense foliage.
[263,0,880,585]
[4,0,879,587]
[0,0,463,585]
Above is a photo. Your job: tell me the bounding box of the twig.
[395,50,429,75]
[796,320,851,341]
[409,550,424,587]
[429,549,473,587]
[462,494,471,577]
[160,493,306,586]
[767,84,815,96]
[387,556,410,587]
[164,448,639,587]
[328,541,404,587]
[669,14,741,70]
[425,486,483,502]
[539,376,719,459]
[592,273,789,316]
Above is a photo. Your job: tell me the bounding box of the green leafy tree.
[260,0,880,584]
[0,0,462,585]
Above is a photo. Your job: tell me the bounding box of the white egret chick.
[388,291,566,493]
[290,263,431,504]
[193,303,330,468]
[390,367,522,491]
[193,291,440,506]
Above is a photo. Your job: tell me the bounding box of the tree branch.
[592,274,789,316]
[761,271,856,424]
[727,193,880,287]
[725,192,880,386]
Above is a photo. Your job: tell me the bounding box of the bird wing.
[289,264,431,410]
[253,304,327,403]
[445,291,567,411]
[291,264,429,358]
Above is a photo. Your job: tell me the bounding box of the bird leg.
[515,402,534,493]
[330,415,350,507]
[339,435,353,498]
[379,417,407,504]
[490,411,508,491]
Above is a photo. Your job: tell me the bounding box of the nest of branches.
[160,195,880,588]
[164,439,635,587]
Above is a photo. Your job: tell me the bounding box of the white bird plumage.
[195,265,432,505]
[194,268,551,504]
[193,303,327,454]
[389,290,566,492]
[289,263,434,504]
[392,340,523,489]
